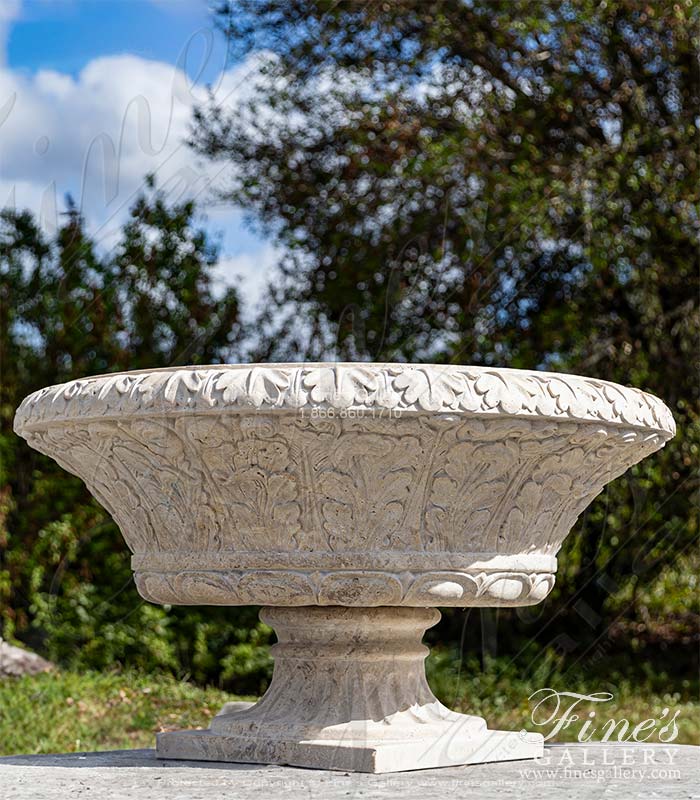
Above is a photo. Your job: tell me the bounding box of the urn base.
[157,724,542,773]
[156,606,543,773]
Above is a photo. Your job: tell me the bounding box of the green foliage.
[425,648,699,744]
[199,1,699,364]
[0,189,273,693]
[193,0,699,663]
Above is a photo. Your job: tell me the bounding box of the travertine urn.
[14,363,675,773]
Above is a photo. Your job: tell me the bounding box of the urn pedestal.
[14,363,675,773]
[157,606,540,772]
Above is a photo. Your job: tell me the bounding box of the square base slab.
[157,728,544,773]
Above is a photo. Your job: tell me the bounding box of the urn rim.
[14,361,676,437]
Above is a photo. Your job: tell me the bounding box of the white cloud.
[1,54,213,227]
[213,243,282,310]
[0,46,274,301]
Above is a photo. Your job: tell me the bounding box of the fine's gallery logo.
[528,689,680,743]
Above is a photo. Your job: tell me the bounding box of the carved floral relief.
[14,364,674,608]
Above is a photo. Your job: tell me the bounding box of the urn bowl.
[14,362,675,610]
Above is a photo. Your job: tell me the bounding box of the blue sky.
[6,0,231,83]
[0,0,274,305]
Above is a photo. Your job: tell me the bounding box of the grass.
[0,657,697,755]
[0,669,252,755]
[426,649,700,745]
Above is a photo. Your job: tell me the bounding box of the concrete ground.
[0,743,697,800]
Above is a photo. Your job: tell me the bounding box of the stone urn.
[14,363,675,773]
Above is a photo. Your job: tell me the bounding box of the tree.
[1,190,271,690]
[192,0,699,657]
